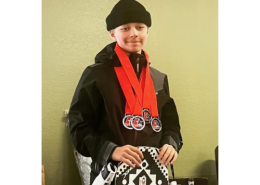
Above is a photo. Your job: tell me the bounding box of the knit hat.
[106,0,152,31]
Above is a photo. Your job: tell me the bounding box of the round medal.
[142,109,151,123]
[130,115,145,131]
[151,117,162,132]
[122,114,133,130]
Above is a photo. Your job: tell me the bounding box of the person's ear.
[147,27,149,35]
[109,30,117,41]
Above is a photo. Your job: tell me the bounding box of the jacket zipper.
[134,57,140,145]
[134,130,138,146]
[136,57,140,78]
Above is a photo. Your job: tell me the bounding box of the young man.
[68,0,183,184]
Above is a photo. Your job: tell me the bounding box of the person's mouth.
[127,41,140,43]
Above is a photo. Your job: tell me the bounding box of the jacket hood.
[95,42,148,67]
[95,42,121,66]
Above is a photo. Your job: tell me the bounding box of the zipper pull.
[136,57,140,73]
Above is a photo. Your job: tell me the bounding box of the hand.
[158,144,178,166]
[111,145,144,168]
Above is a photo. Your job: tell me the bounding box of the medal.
[151,117,162,132]
[122,114,133,129]
[148,68,162,132]
[130,115,145,131]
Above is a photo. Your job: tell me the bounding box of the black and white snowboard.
[114,146,169,185]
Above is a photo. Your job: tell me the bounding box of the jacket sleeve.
[68,66,118,166]
[159,75,183,153]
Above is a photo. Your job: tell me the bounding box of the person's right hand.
[111,145,144,168]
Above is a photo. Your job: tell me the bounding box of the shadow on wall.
[196,160,217,185]
[60,114,82,185]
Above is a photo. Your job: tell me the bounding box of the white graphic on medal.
[122,115,133,129]
[130,116,145,131]
[151,117,162,132]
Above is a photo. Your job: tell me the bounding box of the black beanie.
[106,0,152,31]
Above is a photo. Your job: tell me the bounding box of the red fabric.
[114,43,158,117]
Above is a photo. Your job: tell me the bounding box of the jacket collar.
[95,42,149,67]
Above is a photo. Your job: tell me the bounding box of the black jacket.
[68,42,183,183]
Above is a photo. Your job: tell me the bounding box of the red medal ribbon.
[114,66,142,115]
[114,43,159,118]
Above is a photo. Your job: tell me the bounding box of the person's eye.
[121,27,129,31]
[138,26,144,30]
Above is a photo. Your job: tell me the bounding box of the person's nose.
[130,28,138,38]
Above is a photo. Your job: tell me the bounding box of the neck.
[122,50,142,57]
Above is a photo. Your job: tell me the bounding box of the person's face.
[109,22,149,56]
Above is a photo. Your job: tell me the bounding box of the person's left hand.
[158,144,178,166]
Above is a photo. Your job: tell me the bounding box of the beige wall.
[42,0,218,185]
